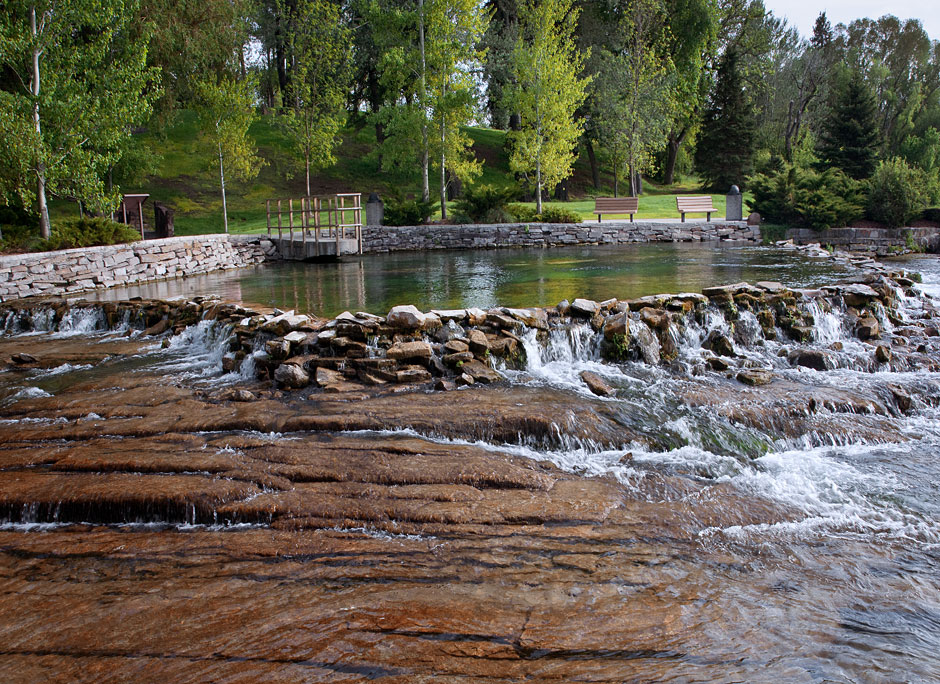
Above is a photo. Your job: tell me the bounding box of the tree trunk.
[418,0,429,203]
[663,129,687,186]
[31,7,50,239]
[535,159,543,215]
[305,151,311,197]
[585,139,600,189]
[218,141,229,234]
[440,118,447,220]
[613,166,618,197]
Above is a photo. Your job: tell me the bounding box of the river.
[0,247,938,682]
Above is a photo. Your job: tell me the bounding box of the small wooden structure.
[593,197,639,222]
[112,194,149,238]
[676,195,718,222]
[265,193,362,258]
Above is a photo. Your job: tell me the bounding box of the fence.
[265,193,362,255]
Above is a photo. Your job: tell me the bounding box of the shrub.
[537,206,582,223]
[43,217,142,251]
[0,206,39,252]
[866,157,931,228]
[383,188,437,226]
[452,184,518,223]
[507,203,539,222]
[922,207,940,223]
[749,163,865,230]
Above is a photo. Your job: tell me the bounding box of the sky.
[762,0,940,41]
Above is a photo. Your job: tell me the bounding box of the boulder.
[386,305,427,330]
[787,349,835,371]
[875,345,892,364]
[580,371,614,397]
[395,368,432,384]
[640,308,671,330]
[707,356,731,371]
[570,298,600,317]
[262,311,310,335]
[503,307,548,329]
[704,330,735,357]
[430,309,467,323]
[633,325,660,365]
[143,318,171,336]
[460,359,502,384]
[274,363,310,389]
[841,283,880,307]
[315,367,346,388]
[856,317,880,340]
[466,308,487,326]
[444,339,469,354]
[386,340,433,362]
[10,353,37,365]
[736,369,774,386]
[603,312,629,341]
[265,338,291,360]
[467,329,490,355]
[443,351,475,367]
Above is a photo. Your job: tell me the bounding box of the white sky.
[761,0,940,42]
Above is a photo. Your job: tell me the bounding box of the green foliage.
[0,0,159,235]
[383,189,438,226]
[694,48,756,192]
[538,206,581,223]
[507,203,539,222]
[453,184,519,222]
[280,0,352,195]
[816,69,881,180]
[42,218,141,251]
[194,75,264,232]
[749,162,865,230]
[922,207,940,223]
[866,157,931,228]
[506,0,590,213]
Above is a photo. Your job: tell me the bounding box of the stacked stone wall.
[361,221,758,253]
[0,235,278,302]
[786,226,940,255]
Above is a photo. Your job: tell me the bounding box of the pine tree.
[816,69,881,180]
[693,48,755,192]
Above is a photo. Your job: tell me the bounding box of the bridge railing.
[265,193,362,255]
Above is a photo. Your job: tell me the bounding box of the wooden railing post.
[277,199,282,239]
[266,199,271,235]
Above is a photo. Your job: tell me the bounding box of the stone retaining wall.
[786,226,940,255]
[0,235,278,302]
[361,220,758,253]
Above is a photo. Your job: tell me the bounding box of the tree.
[594,0,676,196]
[281,0,352,196]
[194,76,264,233]
[694,47,756,191]
[0,0,157,237]
[816,68,881,179]
[506,0,589,213]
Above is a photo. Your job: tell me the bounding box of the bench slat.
[676,195,717,222]
[593,196,638,222]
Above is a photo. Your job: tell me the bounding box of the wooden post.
[314,196,320,257]
[266,199,271,235]
[301,197,307,246]
[277,199,282,239]
[288,198,294,241]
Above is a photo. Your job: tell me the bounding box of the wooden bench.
[676,195,717,222]
[593,196,639,222]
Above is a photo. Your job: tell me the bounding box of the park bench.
[593,196,639,222]
[676,195,718,222]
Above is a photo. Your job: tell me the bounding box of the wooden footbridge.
[265,193,362,259]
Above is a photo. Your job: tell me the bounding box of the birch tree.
[194,76,263,233]
[0,0,156,237]
[506,0,589,213]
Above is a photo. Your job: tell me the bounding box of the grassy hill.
[51,112,731,234]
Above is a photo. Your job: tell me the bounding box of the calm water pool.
[86,243,858,317]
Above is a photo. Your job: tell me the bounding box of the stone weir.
[3,248,937,402]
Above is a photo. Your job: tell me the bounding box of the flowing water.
[0,250,939,682]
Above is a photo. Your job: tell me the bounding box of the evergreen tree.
[694,47,755,192]
[816,69,881,180]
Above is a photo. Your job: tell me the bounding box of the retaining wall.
[361,220,758,253]
[786,226,940,255]
[0,235,278,302]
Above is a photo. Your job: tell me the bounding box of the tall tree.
[281,0,352,196]
[594,0,676,196]
[816,68,881,179]
[0,0,157,237]
[194,75,264,233]
[506,0,589,213]
[694,47,756,191]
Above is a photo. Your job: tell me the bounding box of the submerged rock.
[787,349,836,371]
[736,369,774,386]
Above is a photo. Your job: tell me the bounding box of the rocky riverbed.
[1,251,940,681]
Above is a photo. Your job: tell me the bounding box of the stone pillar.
[366,192,384,226]
[726,185,743,221]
